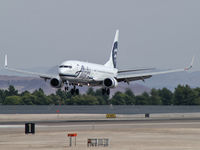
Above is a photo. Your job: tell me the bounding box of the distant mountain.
[138,71,200,90]
[0,75,56,94]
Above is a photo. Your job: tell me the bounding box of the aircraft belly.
[60,75,91,83]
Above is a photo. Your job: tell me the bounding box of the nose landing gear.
[65,86,69,91]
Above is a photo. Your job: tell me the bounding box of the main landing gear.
[65,85,79,95]
[70,87,79,95]
[102,88,110,95]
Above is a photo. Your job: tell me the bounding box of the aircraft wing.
[4,55,53,80]
[117,56,194,83]
[118,68,155,73]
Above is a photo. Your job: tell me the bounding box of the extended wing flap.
[117,74,152,82]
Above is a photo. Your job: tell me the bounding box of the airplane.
[4,30,194,95]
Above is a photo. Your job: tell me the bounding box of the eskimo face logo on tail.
[112,41,118,68]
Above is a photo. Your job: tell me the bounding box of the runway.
[1,105,200,114]
[1,114,200,150]
[1,117,200,126]
[1,119,200,130]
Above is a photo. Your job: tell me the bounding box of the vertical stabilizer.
[104,30,119,68]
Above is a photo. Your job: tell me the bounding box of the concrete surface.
[0,113,200,150]
[0,113,200,123]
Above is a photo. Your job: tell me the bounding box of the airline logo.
[75,65,91,79]
[112,41,118,68]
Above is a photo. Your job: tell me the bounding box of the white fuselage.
[58,60,118,85]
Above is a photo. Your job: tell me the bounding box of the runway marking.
[0,121,200,128]
[0,125,24,128]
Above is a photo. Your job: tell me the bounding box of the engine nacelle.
[50,77,63,88]
[103,77,118,88]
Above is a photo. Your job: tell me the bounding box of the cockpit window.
[59,65,72,69]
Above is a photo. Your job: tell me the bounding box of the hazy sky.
[0,0,200,71]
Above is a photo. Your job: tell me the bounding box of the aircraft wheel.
[102,88,106,95]
[106,88,110,95]
[70,89,75,95]
[75,89,79,95]
[65,87,69,91]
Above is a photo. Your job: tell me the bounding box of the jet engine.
[50,77,63,88]
[103,77,118,88]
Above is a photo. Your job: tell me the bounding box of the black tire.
[65,87,69,91]
[70,89,75,95]
[75,89,79,95]
[102,88,106,95]
[106,88,110,95]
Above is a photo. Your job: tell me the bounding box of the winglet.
[4,54,8,68]
[184,56,195,71]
